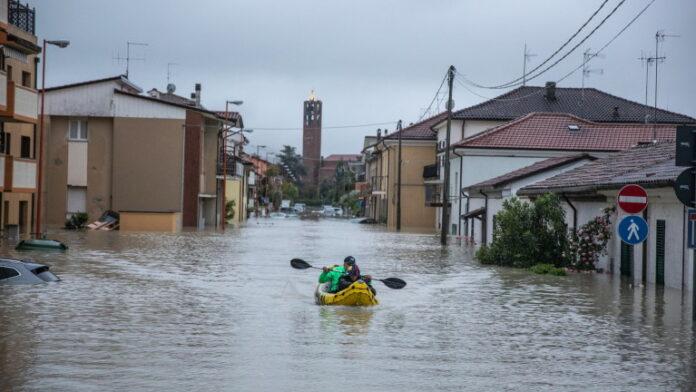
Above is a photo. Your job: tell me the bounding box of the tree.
[277,145,306,184]
[281,181,299,200]
[476,194,570,268]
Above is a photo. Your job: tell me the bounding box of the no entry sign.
[617,184,648,214]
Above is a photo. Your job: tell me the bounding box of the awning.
[461,207,486,220]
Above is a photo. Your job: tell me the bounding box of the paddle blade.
[379,277,406,289]
[290,258,313,270]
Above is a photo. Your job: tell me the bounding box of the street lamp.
[36,39,70,236]
[221,99,244,231]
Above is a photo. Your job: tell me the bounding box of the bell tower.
[302,90,322,188]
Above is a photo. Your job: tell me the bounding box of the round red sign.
[617,184,648,214]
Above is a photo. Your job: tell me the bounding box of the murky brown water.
[1,218,695,391]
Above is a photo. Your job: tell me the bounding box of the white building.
[519,142,693,291]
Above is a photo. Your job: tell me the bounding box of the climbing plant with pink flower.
[569,206,616,270]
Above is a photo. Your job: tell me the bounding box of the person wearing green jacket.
[318,264,345,293]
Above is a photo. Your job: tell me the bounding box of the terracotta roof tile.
[455,112,676,152]
[383,112,447,141]
[452,85,696,124]
[519,141,678,194]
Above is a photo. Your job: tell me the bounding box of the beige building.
[0,0,40,236]
[42,76,228,231]
[362,113,446,231]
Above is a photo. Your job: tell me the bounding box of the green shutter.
[655,220,666,285]
[620,242,633,277]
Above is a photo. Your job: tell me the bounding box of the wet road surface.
[1,218,695,391]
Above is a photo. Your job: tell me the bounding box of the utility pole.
[522,44,536,86]
[440,65,455,245]
[396,119,403,232]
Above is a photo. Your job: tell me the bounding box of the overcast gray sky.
[36,0,696,158]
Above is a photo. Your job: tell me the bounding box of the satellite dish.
[166,83,176,94]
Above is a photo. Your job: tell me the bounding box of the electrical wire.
[252,120,397,131]
[417,69,449,121]
[461,0,626,90]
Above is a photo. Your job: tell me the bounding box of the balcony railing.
[0,81,38,123]
[1,156,35,191]
[8,0,35,35]
[0,71,7,110]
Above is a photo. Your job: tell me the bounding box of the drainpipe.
[479,190,489,245]
[562,193,577,233]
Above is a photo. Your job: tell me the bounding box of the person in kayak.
[338,256,376,295]
[318,264,345,293]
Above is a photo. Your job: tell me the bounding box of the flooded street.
[1,218,696,391]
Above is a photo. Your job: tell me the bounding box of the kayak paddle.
[290,258,407,289]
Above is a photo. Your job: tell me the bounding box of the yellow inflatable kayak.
[315,281,378,306]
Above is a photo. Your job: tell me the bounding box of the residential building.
[222,153,251,225]
[0,0,40,236]
[450,112,676,240]
[430,82,696,234]
[518,142,693,292]
[462,154,595,245]
[363,113,446,231]
[318,154,361,184]
[42,76,230,231]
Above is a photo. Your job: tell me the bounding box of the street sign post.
[617,215,649,245]
[688,209,696,249]
[676,125,696,167]
[617,184,648,214]
[674,168,696,208]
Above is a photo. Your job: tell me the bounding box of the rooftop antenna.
[652,30,678,140]
[581,48,604,89]
[522,43,537,86]
[114,41,148,78]
[167,62,179,84]
[637,51,656,113]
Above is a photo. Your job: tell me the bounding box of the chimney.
[612,106,620,118]
[194,83,202,107]
[544,81,557,101]
[377,128,382,140]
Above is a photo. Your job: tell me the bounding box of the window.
[69,119,88,141]
[655,220,665,285]
[4,132,10,155]
[21,71,31,88]
[20,136,30,158]
[0,266,19,280]
[66,186,87,215]
[0,49,5,72]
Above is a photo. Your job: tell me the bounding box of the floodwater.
[1,218,696,391]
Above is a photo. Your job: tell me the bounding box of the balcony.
[0,81,38,123]
[0,155,36,191]
[8,0,34,35]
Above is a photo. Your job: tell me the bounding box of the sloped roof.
[324,154,361,162]
[455,112,675,152]
[518,141,679,195]
[383,112,447,141]
[44,75,143,93]
[464,154,593,193]
[452,85,696,124]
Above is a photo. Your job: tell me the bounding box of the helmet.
[344,256,356,266]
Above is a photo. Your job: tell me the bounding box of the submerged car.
[0,259,60,285]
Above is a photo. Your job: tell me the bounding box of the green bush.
[225,200,236,221]
[529,263,567,276]
[474,194,569,268]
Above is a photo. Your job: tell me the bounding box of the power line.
[462,0,626,90]
[252,120,397,131]
[417,69,449,121]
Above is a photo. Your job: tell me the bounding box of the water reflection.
[0,218,695,391]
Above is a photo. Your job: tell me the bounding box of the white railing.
[0,156,5,189]
[14,85,37,121]
[12,158,36,189]
[0,71,7,109]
